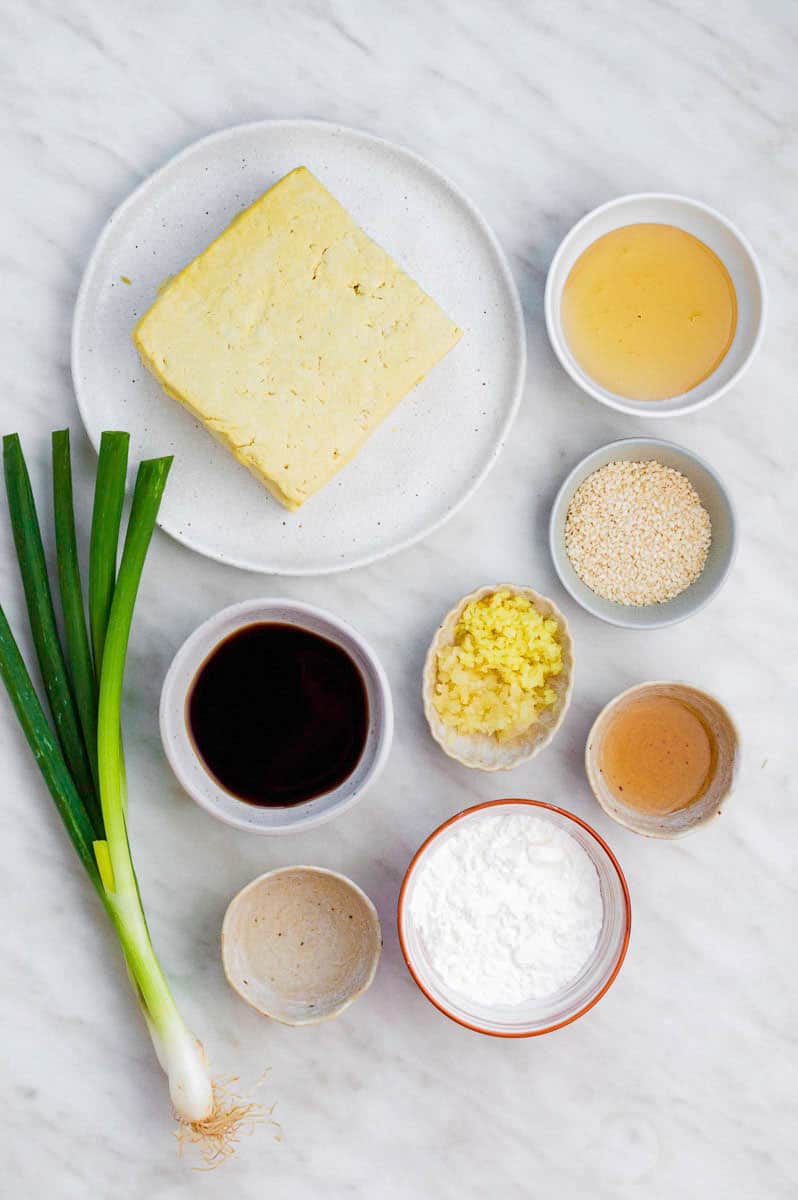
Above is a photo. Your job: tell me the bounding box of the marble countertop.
[2,2,795,1196]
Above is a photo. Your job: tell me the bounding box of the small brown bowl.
[585,681,740,838]
[222,866,381,1025]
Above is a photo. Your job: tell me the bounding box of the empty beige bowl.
[222,866,382,1025]
[422,583,574,770]
[585,681,740,838]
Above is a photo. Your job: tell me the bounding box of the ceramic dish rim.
[159,597,394,834]
[421,584,575,770]
[548,437,738,630]
[543,190,767,417]
[221,864,382,1025]
[397,798,632,1037]
[71,117,527,576]
[584,680,741,838]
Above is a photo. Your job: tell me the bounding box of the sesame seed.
[564,460,711,606]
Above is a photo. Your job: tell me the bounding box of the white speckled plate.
[72,120,525,575]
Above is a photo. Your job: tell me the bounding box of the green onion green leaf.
[89,431,129,675]
[3,433,100,835]
[52,429,99,794]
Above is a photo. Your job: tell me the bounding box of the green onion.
[52,429,98,789]
[3,433,100,835]
[94,455,213,1121]
[0,603,102,889]
[0,432,254,1157]
[88,430,129,674]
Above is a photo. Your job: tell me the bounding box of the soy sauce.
[188,623,369,807]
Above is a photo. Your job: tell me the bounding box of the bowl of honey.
[585,682,739,838]
[545,194,766,417]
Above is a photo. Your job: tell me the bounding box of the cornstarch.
[410,812,603,1005]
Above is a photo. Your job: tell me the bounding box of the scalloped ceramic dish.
[422,584,574,770]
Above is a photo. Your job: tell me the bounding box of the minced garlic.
[432,590,562,742]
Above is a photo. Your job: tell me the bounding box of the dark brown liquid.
[188,623,369,807]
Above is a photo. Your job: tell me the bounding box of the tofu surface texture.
[133,167,462,510]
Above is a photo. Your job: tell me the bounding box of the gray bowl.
[549,439,737,630]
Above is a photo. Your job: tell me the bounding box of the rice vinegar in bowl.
[585,682,740,838]
[598,692,716,816]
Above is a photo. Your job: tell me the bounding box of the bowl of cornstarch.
[397,799,631,1036]
[549,438,737,630]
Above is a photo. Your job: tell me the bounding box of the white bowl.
[160,599,393,833]
[549,438,737,630]
[398,799,631,1037]
[544,193,766,417]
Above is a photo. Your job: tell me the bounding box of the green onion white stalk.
[0,431,250,1151]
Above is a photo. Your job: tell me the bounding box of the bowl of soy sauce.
[160,599,394,833]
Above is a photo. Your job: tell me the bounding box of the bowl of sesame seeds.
[549,438,737,629]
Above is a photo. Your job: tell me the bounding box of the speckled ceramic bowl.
[422,584,574,770]
[585,681,740,838]
[222,866,382,1025]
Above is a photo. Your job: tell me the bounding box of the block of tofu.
[133,167,462,510]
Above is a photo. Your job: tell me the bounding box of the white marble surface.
[1,1,796,1196]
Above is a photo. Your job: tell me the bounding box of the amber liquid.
[599,694,716,816]
[561,223,737,401]
[188,623,368,806]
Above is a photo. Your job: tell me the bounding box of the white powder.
[410,812,603,1005]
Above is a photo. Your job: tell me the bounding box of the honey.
[599,693,716,816]
[561,223,737,401]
